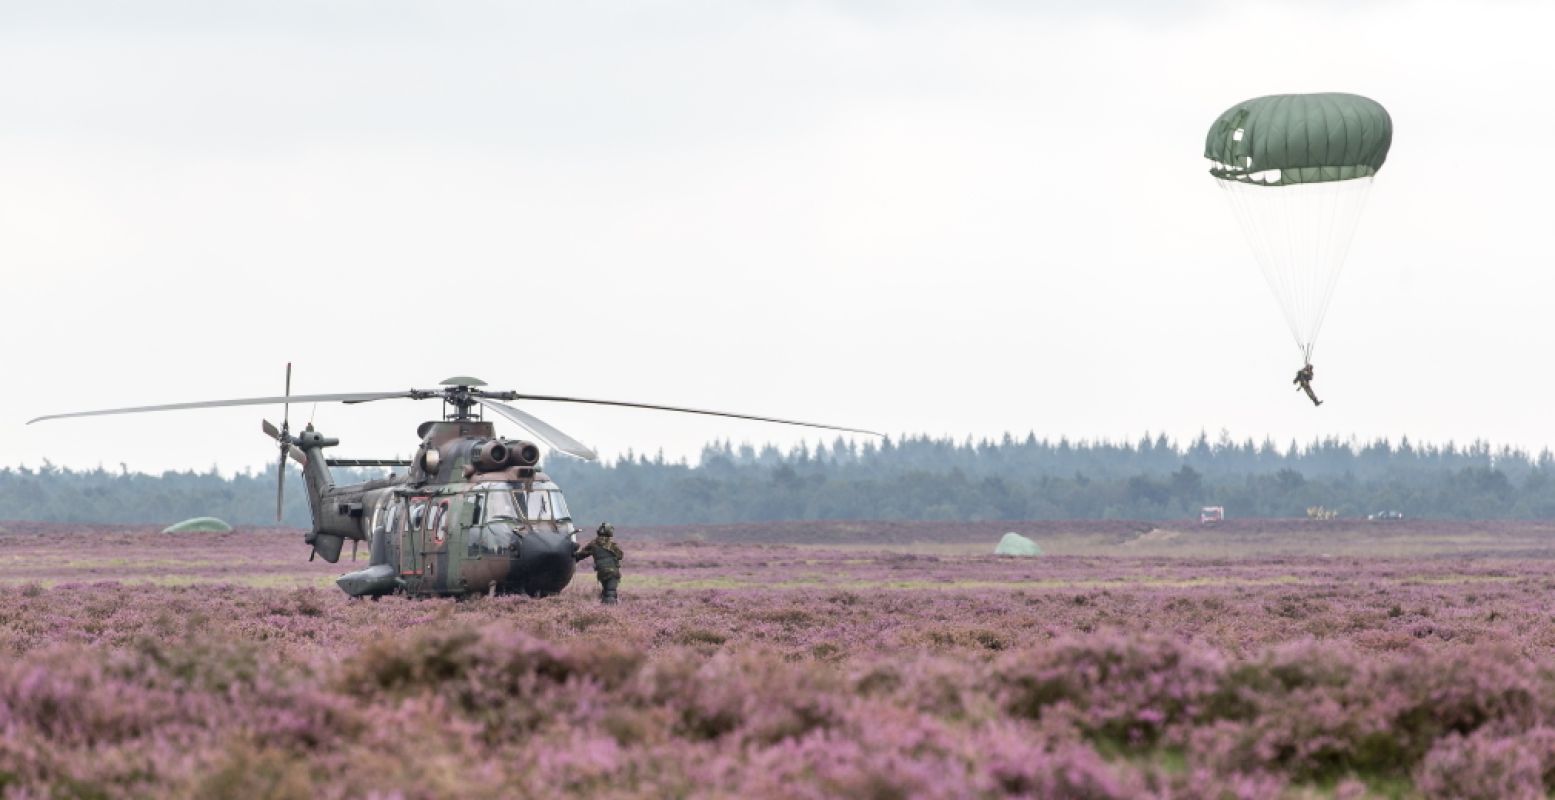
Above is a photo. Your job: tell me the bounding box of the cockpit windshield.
[525,491,554,520]
[478,488,522,522]
[550,491,572,522]
[521,482,572,524]
[469,482,573,529]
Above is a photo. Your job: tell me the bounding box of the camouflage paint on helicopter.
[29,371,880,599]
[313,420,584,598]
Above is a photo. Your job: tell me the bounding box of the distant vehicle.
[1367,510,1405,521]
[1200,506,1224,525]
[1306,506,1338,520]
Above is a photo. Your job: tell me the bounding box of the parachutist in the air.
[1293,363,1322,407]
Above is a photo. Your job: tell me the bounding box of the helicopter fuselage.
[299,420,580,598]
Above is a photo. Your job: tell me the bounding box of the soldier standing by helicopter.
[574,522,625,604]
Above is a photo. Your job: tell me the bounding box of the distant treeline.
[4,433,1554,526]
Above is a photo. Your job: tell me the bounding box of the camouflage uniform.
[575,524,624,604]
[1293,364,1322,407]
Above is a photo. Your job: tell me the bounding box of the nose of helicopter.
[511,530,577,597]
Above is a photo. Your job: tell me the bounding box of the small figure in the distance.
[1293,363,1322,407]
[574,522,625,604]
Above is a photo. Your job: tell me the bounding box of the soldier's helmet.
[598,522,614,537]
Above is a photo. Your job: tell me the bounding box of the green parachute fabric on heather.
[1205,93,1392,186]
[162,517,234,534]
[994,532,1042,557]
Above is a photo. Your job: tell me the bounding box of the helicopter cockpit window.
[462,482,572,539]
[524,490,554,521]
[468,522,516,557]
[472,484,522,523]
[467,485,519,557]
[516,483,570,522]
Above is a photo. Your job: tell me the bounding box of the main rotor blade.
[474,399,599,461]
[275,450,286,523]
[282,362,292,430]
[494,393,883,437]
[28,392,413,424]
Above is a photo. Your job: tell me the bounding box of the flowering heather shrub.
[1192,640,1548,781]
[1414,726,1555,800]
[4,530,1555,795]
[994,632,1226,746]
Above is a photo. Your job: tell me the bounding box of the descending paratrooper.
[1204,92,1393,407]
[1293,363,1321,407]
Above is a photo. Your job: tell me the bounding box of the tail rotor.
[260,363,306,523]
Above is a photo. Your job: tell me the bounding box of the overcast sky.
[3,0,1551,474]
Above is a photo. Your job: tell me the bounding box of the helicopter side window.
[383,500,404,533]
[430,500,451,546]
[408,498,428,531]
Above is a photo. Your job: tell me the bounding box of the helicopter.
[28,366,879,598]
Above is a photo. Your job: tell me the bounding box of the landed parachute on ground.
[162,517,234,534]
[1205,92,1392,362]
[994,532,1042,557]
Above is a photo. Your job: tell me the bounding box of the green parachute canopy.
[993,532,1042,557]
[162,517,234,534]
[1205,92,1393,362]
[1205,93,1392,186]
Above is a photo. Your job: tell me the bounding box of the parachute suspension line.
[1279,181,1307,351]
[1281,193,1313,353]
[1216,177,1374,362]
[1218,179,1303,349]
[1307,177,1374,360]
[1282,180,1323,359]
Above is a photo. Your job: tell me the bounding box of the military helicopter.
[28,366,878,598]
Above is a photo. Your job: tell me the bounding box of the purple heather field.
[2,521,1555,798]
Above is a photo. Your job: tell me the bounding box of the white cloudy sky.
[2,0,1551,473]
